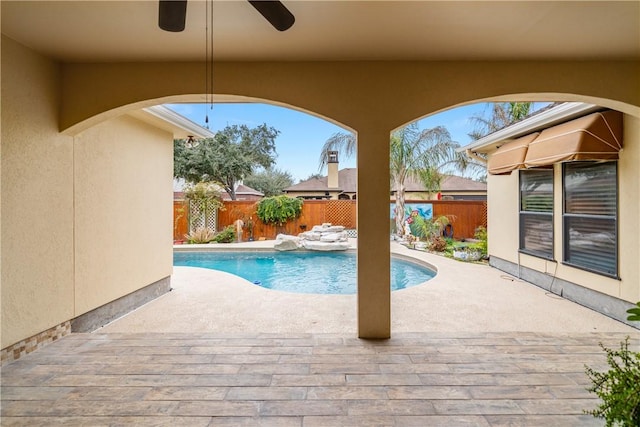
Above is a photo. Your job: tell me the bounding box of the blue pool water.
[173,251,435,295]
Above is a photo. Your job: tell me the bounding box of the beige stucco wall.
[619,115,640,302]
[59,61,640,136]
[74,115,173,315]
[487,172,520,261]
[1,36,75,348]
[1,37,174,348]
[488,113,640,304]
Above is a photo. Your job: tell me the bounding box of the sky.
[166,102,548,183]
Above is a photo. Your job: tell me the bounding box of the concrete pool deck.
[3,240,640,426]
[99,240,636,334]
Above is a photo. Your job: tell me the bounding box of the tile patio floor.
[3,331,639,426]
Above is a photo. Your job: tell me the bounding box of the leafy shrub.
[183,181,224,210]
[429,236,447,252]
[411,215,454,240]
[474,226,488,255]
[256,195,303,226]
[584,337,640,426]
[627,302,640,322]
[466,242,485,253]
[212,225,236,243]
[185,227,216,244]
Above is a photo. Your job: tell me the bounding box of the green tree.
[244,168,294,197]
[303,173,324,181]
[318,123,469,237]
[463,102,534,181]
[174,124,280,200]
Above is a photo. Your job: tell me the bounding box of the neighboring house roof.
[219,184,263,201]
[399,174,486,193]
[284,168,486,194]
[234,184,263,196]
[173,179,263,200]
[440,175,487,192]
[284,168,357,193]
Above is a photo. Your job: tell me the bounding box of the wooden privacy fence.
[173,201,188,241]
[174,199,486,241]
[430,200,487,239]
[217,200,357,240]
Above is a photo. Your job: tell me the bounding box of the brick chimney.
[327,151,339,189]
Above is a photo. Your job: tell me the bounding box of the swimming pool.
[173,251,435,295]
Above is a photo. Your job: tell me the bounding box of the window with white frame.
[563,162,618,277]
[519,170,554,259]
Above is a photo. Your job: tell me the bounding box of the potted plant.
[452,246,482,261]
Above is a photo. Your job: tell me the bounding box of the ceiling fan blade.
[248,1,295,32]
[159,0,187,32]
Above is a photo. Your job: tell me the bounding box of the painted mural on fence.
[390,203,433,235]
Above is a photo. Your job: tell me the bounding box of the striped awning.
[524,110,623,168]
[487,133,539,175]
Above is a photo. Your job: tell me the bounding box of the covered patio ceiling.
[2,1,639,63]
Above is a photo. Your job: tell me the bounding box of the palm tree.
[318,132,356,170]
[460,102,535,181]
[318,123,469,237]
[390,124,468,236]
[468,102,533,140]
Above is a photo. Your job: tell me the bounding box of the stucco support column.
[356,127,391,339]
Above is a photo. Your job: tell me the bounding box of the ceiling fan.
[158,0,295,32]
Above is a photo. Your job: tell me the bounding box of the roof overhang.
[129,105,215,139]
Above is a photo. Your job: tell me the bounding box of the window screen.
[563,162,617,277]
[519,170,554,259]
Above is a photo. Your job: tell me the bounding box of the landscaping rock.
[301,240,351,251]
[280,225,351,251]
[274,234,301,251]
[311,224,345,233]
[298,231,322,241]
[320,232,348,242]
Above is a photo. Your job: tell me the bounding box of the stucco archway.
[57,61,639,339]
[4,30,640,347]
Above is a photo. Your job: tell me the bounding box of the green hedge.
[256,195,303,226]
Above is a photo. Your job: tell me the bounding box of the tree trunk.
[394,180,406,237]
[225,183,237,200]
